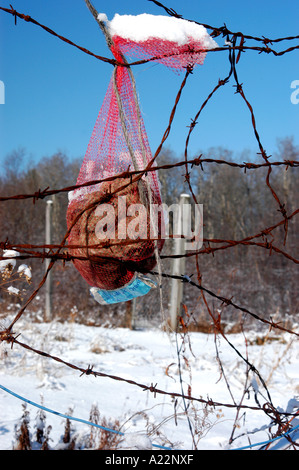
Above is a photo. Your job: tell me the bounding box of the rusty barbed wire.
[0,328,298,421]
[148,0,299,44]
[0,157,298,203]
[1,4,299,66]
[0,5,118,66]
[1,0,298,447]
[0,6,297,322]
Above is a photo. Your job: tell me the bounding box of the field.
[0,311,298,450]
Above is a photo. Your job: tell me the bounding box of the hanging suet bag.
[66,13,217,302]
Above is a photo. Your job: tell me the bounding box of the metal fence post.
[169,194,190,330]
[45,198,53,321]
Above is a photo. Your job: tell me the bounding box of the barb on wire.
[0,157,298,203]
[0,383,174,450]
[0,5,117,65]
[0,330,297,419]
[0,4,298,68]
[149,271,299,338]
[149,0,299,45]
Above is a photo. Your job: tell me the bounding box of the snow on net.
[108,13,218,71]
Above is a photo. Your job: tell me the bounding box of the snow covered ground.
[0,312,298,450]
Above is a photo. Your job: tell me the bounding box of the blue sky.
[0,0,298,172]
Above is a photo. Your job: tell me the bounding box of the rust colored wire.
[0,1,299,446]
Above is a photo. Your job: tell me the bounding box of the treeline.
[0,138,298,330]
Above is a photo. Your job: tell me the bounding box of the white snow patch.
[0,250,19,272]
[105,13,218,49]
[98,13,108,24]
[118,432,152,450]
[7,286,20,296]
[17,264,32,280]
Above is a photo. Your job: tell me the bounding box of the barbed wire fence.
[0,0,299,450]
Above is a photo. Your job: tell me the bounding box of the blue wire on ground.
[0,383,172,450]
[2,382,298,451]
[232,423,299,450]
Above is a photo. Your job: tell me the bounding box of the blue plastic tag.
[90,274,157,305]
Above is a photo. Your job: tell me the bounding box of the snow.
[1,252,31,299]
[118,432,152,450]
[103,13,218,49]
[0,312,298,450]
[7,286,20,296]
[98,13,108,24]
[0,250,19,273]
[17,264,32,281]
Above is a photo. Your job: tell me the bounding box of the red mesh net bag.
[67,13,217,291]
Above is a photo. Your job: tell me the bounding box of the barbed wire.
[1,0,299,450]
[0,328,297,420]
[1,2,296,241]
[1,4,299,62]
[1,381,298,450]
[0,157,298,203]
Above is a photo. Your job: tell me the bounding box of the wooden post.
[45,198,53,321]
[169,194,190,330]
